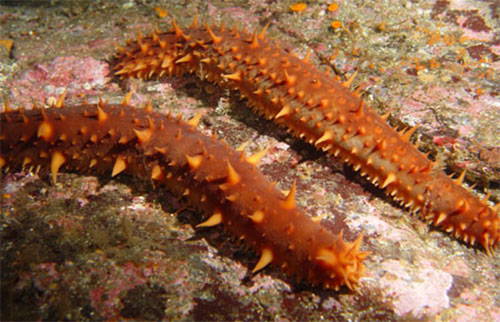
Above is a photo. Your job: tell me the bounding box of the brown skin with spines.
[113,19,499,255]
[0,103,369,291]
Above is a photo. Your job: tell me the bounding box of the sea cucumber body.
[113,21,499,253]
[0,104,368,290]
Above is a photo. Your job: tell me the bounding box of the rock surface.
[1,0,499,321]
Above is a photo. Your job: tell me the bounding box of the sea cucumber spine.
[0,102,369,290]
[112,19,499,254]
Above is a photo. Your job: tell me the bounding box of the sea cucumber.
[0,100,369,290]
[112,18,499,254]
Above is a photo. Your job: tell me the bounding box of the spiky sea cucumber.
[0,100,369,290]
[113,18,499,254]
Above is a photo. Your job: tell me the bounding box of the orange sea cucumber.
[113,18,499,254]
[0,101,369,290]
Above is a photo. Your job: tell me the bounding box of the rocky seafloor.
[1,0,499,321]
